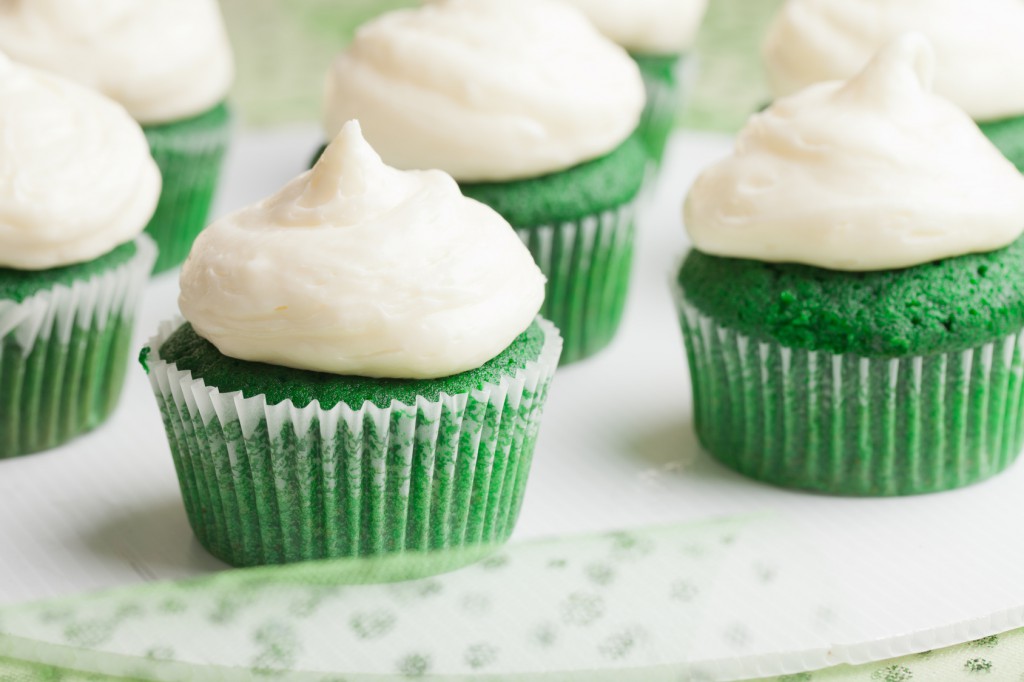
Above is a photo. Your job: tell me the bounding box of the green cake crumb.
[152,321,546,409]
[459,136,647,228]
[141,101,230,136]
[679,235,1024,357]
[0,241,138,304]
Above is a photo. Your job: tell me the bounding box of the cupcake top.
[0,54,160,271]
[763,0,1024,122]
[556,0,708,56]
[323,0,645,183]
[685,35,1024,272]
[179,121,546,380]
[0,0,234,124]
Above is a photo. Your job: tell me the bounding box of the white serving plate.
[2,128,1023,679]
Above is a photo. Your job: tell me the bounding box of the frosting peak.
[685,36,1024,272]
[837,33,933,104]
[280,122,418,225]
[0,57,160,270]
[763,0,1024,122]
[179,121,546,380]
[323,0,645,182]
[0,0,234,124]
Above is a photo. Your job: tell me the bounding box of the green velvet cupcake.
[143,317,559,567]
[142,123,561,568]
[0,0,235,275]
[0,56,161,459]
[676,36,1024,496]
[142,103,232,274]
[322,0,648,365]
[677,241,1024,495]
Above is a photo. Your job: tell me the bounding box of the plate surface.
[2,129,1023,677]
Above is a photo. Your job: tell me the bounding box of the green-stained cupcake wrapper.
[0,236,156,459]
[518,202,636,365]
[144,318,563,569]
[676,291,1024,496]
[638,56,688,167]
[143,107,231,274]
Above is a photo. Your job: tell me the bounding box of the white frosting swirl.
[0,55,160,270]
[179,121,546,380]
[557,0,708,55]
[323,0,645,182]
[0,0,234,124]
[763,0,1024,122]
[685,35,1024,272]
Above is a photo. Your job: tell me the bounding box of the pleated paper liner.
[0,236,156,459]
[144,318,563,569]
[518,202,636,365]
[676,290,1024,496]
[142,103,232,274]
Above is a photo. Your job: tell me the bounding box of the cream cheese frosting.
[179,121,546,380]
[323,0,645,183]
[557,0,708,55]
[685,35,1024,272]
[763,0,1024,122]
[0,0,234,124]
[0,54,161,270]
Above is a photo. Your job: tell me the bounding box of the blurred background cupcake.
[763,0,1024,172]
[0,55,158,459]
[0,0,235,274]
[559,0,709,167]
[677,36,1024,496]
[143,122,561,567]
[322,0,646,365]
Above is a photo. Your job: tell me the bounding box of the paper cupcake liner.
[0,237,156,459]
[676,291,1024,496]
[517,202,636,365]
[142,105,231,274]
[143,318,563,568]
[637,55,687,167]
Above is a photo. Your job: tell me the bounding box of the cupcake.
[763,0,1024,172]
[142,121,562,567]
[0,0,235,274]
[0,55,159,459]
[322,0,646,365]
[558,0,708,165]
[676,36,1024,496]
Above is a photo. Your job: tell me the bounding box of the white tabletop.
[2,129,1023,675]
